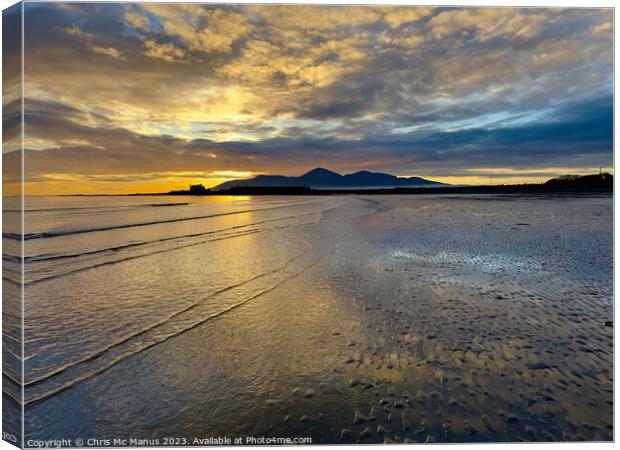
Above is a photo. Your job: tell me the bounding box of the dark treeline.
[544,172,613,188]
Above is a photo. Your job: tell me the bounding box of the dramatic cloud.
[2,3,613,193]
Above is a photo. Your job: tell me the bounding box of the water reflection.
[16,194,613,443]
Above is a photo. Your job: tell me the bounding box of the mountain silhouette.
[213,168,448,191]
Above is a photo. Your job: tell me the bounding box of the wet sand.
[23,194,612,443]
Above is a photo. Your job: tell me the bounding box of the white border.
[0,2,615,450]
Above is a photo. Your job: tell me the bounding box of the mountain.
[213,168,448,191]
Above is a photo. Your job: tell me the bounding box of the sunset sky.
[2,3,614,194]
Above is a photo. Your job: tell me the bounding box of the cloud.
[65,25,94,40]
[16,93,612,183]
[65,25,125,59]
[11,3,613,193]
[123,11,150,31]
[89,44,124,59]
[383,6,434,28]
[250,5,382,33]
[428,8,544,41]
[143,39,187,63]
[138,4,252,54]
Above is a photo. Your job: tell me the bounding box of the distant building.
[189,184,208,194]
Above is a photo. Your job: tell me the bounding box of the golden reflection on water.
[201,195,253,203]
[134,236,370,441]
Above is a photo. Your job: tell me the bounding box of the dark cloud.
[14,94,611,184]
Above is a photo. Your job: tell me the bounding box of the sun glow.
[19,171,259,195]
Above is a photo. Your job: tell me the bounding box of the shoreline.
[63,185,613,197]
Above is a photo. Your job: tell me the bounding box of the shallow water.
[4,194,612,443]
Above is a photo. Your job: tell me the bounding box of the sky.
[2,3,614,194]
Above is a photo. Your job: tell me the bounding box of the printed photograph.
[1,2,614,446]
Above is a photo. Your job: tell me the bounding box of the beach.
[6,194,612,443]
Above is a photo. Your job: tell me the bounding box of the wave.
[2,254,21,263]
[4,201,316,241]
[25,221,319,285]
[16,198,344,405]
[2,373,22,406]
[24,211,319,264]
[24,213,324,285]
[6,202,190,213]
[24,245,328,406]
[24,245,311,388]
[147,203,189,207]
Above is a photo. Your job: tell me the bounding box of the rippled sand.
[16,194,612,443]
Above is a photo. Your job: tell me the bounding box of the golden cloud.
[123,11,150,31]
[143,39,187,63]
[138,4,251,54]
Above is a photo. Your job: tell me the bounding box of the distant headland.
[165,170,613,196]
[70,169,613,196]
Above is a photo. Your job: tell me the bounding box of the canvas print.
[1,2,614,447]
